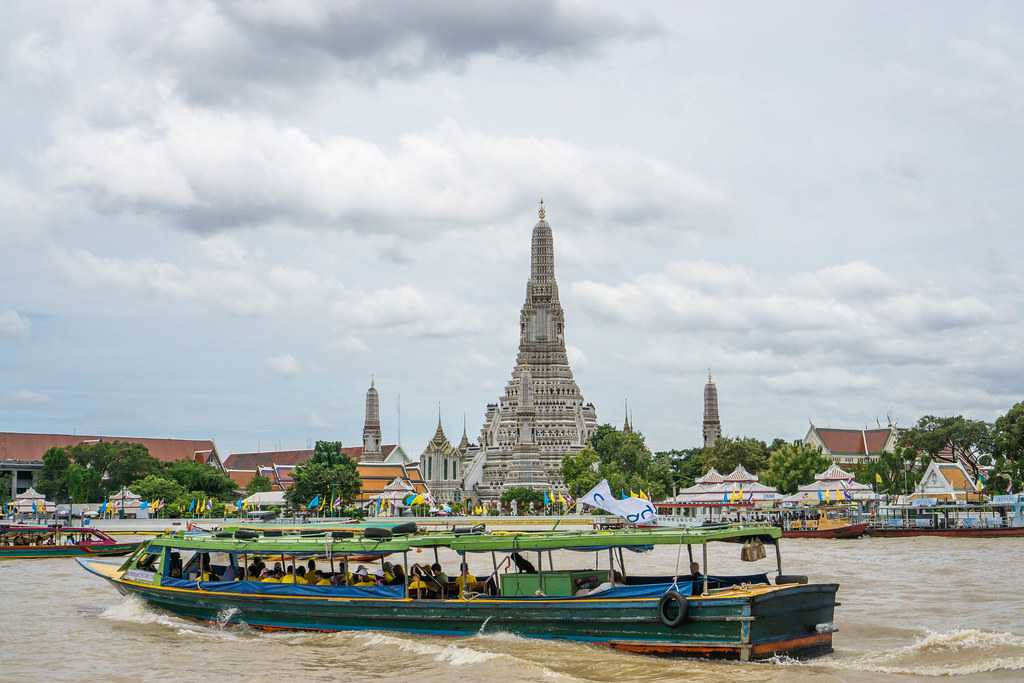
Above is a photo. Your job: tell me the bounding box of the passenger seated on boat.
[295,566,308,584]
[454,562,476,594]
[408,568,429,597]
[138,554,158,572]
[315,571,331,586]
[431,563,448,584]
[388,564,406,586]
[574,577,598,596]
[260,569,280,582]
[350,565,373,587]
[281,565,297,584]
[169,553,183,578]
[199,555,219,582]
[689,561,702,577]
[306,559,317,576]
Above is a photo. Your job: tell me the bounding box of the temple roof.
[815,463,855,481]
[423,417,454,456]
[695,468,724,484]
[723,464,758,482]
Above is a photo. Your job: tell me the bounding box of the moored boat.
[866,497,1024,538]
[78,524,839,660]
[781,508,868,539]
[0,524,142,559]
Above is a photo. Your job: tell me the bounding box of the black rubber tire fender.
[363,527,393,539]
[657,590,688,628]
[391,522,418,535]
[775,574,809,585]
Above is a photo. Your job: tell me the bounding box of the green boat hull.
[1,543,141,559]
[82,561,837,660]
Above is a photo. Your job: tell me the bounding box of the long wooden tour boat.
[79,524,839,661]
[1,524,142,559]
[866,498,1024,538]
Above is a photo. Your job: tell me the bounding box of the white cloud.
[567,344,589,368]
[327,335,370,354]
[44,104,725,238]
[265,354,302,376]
[1,389,50,407]
[334,285,484,338]
[0,310,31,338]
[789,261,896,299]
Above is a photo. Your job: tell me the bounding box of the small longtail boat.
[78,524,839,660]
[1,524,142,559]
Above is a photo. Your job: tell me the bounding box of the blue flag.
[543,490,551,507]
[235,498,244,510]
[307,495,320,510]
[187,498,196,513]
[817,490,824,502]
[98,501,107,515]
[139,500,149,510]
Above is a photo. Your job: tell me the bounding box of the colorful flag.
[307,495,321,510]
[140,500,150,511]
[543,490,551,507]
[816,490,824,502]
[234,498,244,511]
[875,472,883,485]
[187,498,196,514]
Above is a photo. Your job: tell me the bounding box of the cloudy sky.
[2,1,1022,458]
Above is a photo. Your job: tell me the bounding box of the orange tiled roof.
[0,431,220,468]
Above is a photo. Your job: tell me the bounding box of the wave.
[99,595,248,641]
[775,628,1024,677]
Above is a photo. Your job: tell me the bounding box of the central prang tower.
[470,202,598,501]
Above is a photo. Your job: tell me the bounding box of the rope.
[670,540,683,592]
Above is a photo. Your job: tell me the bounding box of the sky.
[1,1,1022,458]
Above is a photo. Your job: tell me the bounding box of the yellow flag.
[875,472,883,485]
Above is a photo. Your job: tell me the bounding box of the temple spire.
[703,371,721,448]
[362,376,383,460]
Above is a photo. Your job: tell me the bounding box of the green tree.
[66,464,104,503]
[102,442,162,491]
[130,475,186,504]
[899,415,992,481]
[701,437,770,475]
[990,402,1024,493]
[857,445,928,495]
[310,440,346,467]
[162,460,237,499]
[500,486,545,511]
[560,447,601,498]
[36,447,72,502]
[562,424,673,501]
[762,443,831,494]
[246,475,273,495]
[285,451,361,511]
[656,448,705,490]
[0,472,12,504]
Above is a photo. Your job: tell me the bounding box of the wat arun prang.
[466,202,598,502]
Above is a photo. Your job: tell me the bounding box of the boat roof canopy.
[145,525,780,555]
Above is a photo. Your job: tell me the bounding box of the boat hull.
[782,522,868,539]
[79,560,837,661]
[865,526,1024,538]
[0,542,141,559]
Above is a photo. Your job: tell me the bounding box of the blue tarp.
[160,577,405,599]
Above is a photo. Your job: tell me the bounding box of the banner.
[579,479,657,525]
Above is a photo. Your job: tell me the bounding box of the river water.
[2,537,1023,682]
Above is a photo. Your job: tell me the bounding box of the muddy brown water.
[1,537,1022,682]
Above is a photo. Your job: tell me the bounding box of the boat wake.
[99,596,248,641]
[351,632,502,666]
[773,628,1024,677]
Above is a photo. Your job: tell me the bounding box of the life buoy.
[657,590,688,628]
